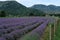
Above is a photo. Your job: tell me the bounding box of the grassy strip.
[40,26,50,40]
[18,33,40,40]
[54,19,60,40]
[41,23,54,40]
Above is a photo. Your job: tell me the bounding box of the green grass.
[18,32,40,40]
[54,21,60,40]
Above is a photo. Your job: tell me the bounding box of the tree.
[0,11,6,17]
[29,13,34,16]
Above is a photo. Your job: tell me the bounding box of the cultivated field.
[0,17,59,40]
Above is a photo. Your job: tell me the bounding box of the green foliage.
[28,8,46,16]
[29,13,34,16]
[0,1,46,17]
[31,4,60,14]
[54,21,60,40]
[49,14,60,17]
[0,11,6,17]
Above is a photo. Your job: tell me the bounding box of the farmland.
[0,1,60,40]
[0,17,59,40]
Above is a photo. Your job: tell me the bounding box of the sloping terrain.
[31,4,60,14]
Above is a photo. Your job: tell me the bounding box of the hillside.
[0,1,29,16]
[0,1,45,17]
[31,4,60,14]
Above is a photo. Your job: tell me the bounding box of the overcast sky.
[0,0,60,7]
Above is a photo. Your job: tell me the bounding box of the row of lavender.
[0,17,49,40]
[19,19,49,40]
[0,17,46,29]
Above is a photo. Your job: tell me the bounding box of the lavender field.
[0,17,57,40]
[0,0,60,40]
